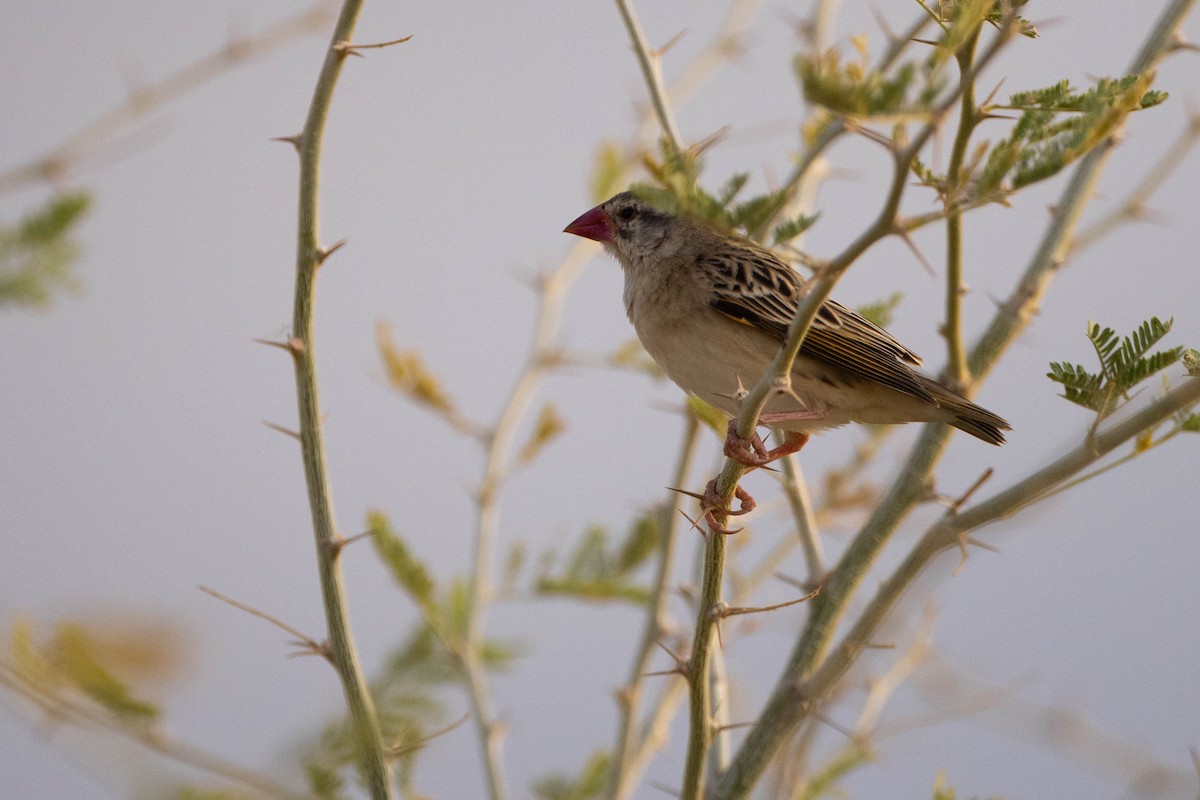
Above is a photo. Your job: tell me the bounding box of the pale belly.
[632,309,942,433]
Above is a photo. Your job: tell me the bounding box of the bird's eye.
[616,206,638,222]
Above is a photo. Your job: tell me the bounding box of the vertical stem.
[681,530,726,800]
[613,0,684,155]
[609,415,701,800]
[290,2,392,798]
[777,453,825,584]
[943,25,981,390]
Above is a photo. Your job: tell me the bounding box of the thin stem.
[689,22,1018,797]
[943,24,982,390]
[609,415,701,800]
[0,2,335,194]
[1071,114,1200,254]
[680,529,727,800]
[712,4,1195,796]
[464,249,591,800]
[799,377,1200,716]
[290,3,391,799]
[777,453,825,585]
[0,666,315,800]
[613,0,684,155]
[286,3,388,796]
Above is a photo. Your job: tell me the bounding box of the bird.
[564,191,1009,529]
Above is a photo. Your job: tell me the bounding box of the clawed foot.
[702,479,756,535]
[722,419,810,469]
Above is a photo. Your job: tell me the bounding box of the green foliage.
[793,745,872,800]
[1182,347,1200,377]
[631,144,796,239]
[773,211,821,246]
[590,140,626,203]
[535,515,660,604]
[686,394,730,437]
[8,618,161,723]
[1047,317,1183,416]
[930,769,1004,800]
[371,511,436,611]
[532,750,611,800]
[519,403,566,464]
[0,192,90,310]
[305,760,351,800]
[980,75,1164,195]
[856,292,903,329]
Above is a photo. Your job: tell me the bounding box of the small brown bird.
[564,191,1009,474]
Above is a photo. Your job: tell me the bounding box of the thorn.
[262,420,301,441]
[678,508,709,538]
[339,529,375,549]
[715,720,755,734]
[843,120,898,153]
[253,337,301,356]
[388,713,470,758]
[948,468,993,514]
[198,585,328,662]
[714,588,821,619]
[333,34,413,58]
[653,29,686,58]
[811,708,856,740]
[332,39,365,58]
[871,7,897,43]
[952,531,1000,575]
[271,134,302,153]
[896,229,935,277]
[666,485,706,502]
[650,639,690,676]
[316,238,347,265]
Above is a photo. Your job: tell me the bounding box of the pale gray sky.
[2,2,1198,799]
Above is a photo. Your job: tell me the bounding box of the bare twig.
[1071,112,1200,253]
[0,664,315,800]
[197,585,327,660]
[609,415,702,800]
[613,0,685,155]
[0,2,336,194]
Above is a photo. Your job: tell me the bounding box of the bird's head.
[563,191,675,266]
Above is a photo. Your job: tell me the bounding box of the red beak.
[563,205,614,242]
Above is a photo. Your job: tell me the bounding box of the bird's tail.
[920,377,1011,445]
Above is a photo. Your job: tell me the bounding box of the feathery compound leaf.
[0,192,91,309]
[369,511,436,609]
[1050,316,1184,416]
[1047,361,1106,411]
[980,74,1164,196]
[376,322,457,414]
[856,292,903,329]
[533,750,612,800]
[773,211,821,245]
[535,521,657,605]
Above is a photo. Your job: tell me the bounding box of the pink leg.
[722,419,812,468]
[701,479,757,535]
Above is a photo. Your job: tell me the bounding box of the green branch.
[943,23,982,390]
[288,3,392,798]
[711,3,1196,796]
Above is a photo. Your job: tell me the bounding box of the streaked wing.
[703,243,937,403]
